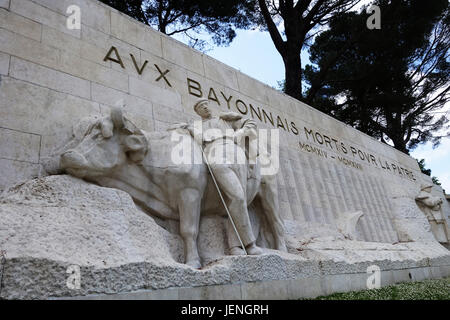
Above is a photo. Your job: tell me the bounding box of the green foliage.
[432,176,442,186]
[416,158,442,186]
[313,277,450,300]
[417,158,432,176]
[304,0,450,154]
[249,0,361,100]
[99,0,256,50]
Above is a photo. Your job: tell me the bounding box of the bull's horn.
[111,105,125,129]
[111,104,141,134]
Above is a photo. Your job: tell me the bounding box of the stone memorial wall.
[0,0,449,299]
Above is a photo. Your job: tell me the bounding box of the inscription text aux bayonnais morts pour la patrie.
[103,46,417,181]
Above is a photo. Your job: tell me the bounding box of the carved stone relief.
[415,184,450,244]
[59,100,287,268]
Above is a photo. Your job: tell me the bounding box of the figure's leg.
[178,188,202,268]
[259,176,287,252]
[226,218,263,255]
[211,165,262,255]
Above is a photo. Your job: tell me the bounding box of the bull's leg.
[178,188,202,269]
[259,177,287,252]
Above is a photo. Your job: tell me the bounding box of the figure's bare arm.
[219,112,258,143]
[234,119,257,143]
[184,122,205,146]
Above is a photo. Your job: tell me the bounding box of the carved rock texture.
[1,175,449,299]
[386,180,437,242]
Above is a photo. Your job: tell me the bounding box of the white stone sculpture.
[335,211,364,240]
[389,182,437,243]
[185,99,265,256]
[60,101,286,268]
[415,184,449,244]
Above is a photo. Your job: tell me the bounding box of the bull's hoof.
[186,259,202,269]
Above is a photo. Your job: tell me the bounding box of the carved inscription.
[103,46,124,68]
[186,78,299,135]
[103,46,171,85]
[100,47,417,180]
[185,77,416,180]
[300,126,416,180]
[155,64,172,87]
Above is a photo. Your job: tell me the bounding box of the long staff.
[199,144,248,255]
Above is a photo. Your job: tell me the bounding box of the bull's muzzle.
[60,150,88,170]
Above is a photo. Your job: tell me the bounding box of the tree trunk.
[283,47,303,101]
[390,135,409,154]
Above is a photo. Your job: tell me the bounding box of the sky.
[192,29,450,192]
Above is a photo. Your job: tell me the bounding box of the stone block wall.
[1,0,449,244]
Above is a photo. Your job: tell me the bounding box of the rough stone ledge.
[1,254,449,300]
[1,175,449,299]
[52,264,450,300]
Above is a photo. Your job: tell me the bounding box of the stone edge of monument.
[53,265,450,300]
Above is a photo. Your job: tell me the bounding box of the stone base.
[57,265,450,300]
[1,175,449,300]
[2,245,449,300]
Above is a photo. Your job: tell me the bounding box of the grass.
[313,277,450,300]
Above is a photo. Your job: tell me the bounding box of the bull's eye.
[93,132,103,140]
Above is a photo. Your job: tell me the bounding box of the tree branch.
[258,0,286,55]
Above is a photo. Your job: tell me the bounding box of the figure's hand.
[178,123,196,137]
[244,119,257,128]
[168,122,189,130]
[234,128,246,144]
[185,125,205,146]
[186,126,194,136]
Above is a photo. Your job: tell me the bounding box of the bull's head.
[60,107,148,179]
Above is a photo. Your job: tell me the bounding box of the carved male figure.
[188,99,263,255]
